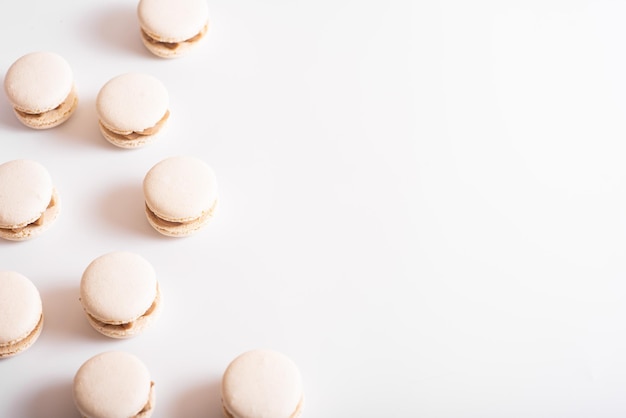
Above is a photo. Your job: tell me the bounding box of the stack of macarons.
[2,0,307,416]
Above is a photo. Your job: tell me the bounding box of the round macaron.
[4,51,78,129]
[143,156,218,237]
[0,159,60,241]
[221,349,304,418]
[137,0,209,58]
[73,351,155,418]
[96,72,170,149]
[80,251,162,339]
[0,271,44,358]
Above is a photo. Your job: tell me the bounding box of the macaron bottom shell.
[0,188,61,241]
[12,85,78,130]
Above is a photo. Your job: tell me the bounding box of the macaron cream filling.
[145,197,217,230]
[141,24,208,51]
[135,382,156,418]
[13,85,78,121]
[0,189,58,233]
[0,313,43,358]
[99,110,170,142]
[85,283,161,334]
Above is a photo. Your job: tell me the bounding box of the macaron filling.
[140,24,208,51]
[13,85,78,122]
[135,382,155,418]
[0,189,58,233]
[0,313,43,358]
[99,110,170,142]
[144,197,217,234]
[85,283,161,335]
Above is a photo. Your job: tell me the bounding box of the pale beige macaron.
[221,349,305,418]
[0,159,60,241]
[137,0,209,58]
[73,351,155,418]
[96,72,170,149]
[4,51,78,129]
[0,271,44,358]
[143,156,218,237]
[80,251,162,339]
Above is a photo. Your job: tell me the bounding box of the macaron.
[137,0,209,58]
[4,51,78,129]
[221,349,304,418]
[80,251,162,339]
[73,351,155,418]
[0,159,60,241]
[0,271,43,358]
[96,72,170,149]
[143,156,218,237]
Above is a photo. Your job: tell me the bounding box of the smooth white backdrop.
[1,0,626,417]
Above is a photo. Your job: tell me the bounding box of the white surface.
[1,0,626,417]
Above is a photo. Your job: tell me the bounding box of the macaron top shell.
[0,159,53,229]
[80,252,157,324]
[0,271,42,345]
[138,0,209,42]
[97,73,169,133]
[222,349,304,418]
[4,52,74,113]
[143,156,217,222]
[73,351,152,418]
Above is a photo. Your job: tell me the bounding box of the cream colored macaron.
[0,271,44,358]
[221,349,304,418]
[96,73,170,149]
[73,351,155,418]
[4,51,78,129]
[143,156,218,237]
[137,0,209,58]
[80,251,162,339]
[0,159,60,241]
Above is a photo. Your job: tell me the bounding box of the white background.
[1,0,626,417]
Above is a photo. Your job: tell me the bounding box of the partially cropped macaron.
[96,73,170,149]
[138,0,209,58]
[4,51,78,129]
[143,156,218,237]
[0,159,60,241]
[80,251,162,339]
[221,349,304,418]
[0,271,43,358]
[73,351,155,418]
